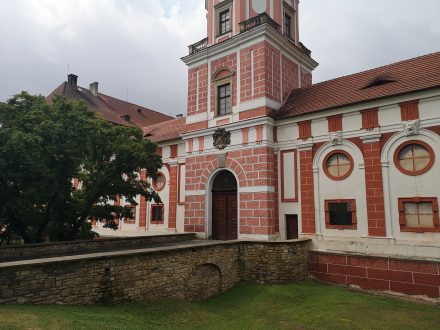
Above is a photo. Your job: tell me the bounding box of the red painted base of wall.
[309,251,440,298]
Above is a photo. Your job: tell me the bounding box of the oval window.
[395,141,434,176]
[324,151,354,181]
[152,172,166,191]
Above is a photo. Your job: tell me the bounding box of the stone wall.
[0,239,310,305]
[0,233,196,262]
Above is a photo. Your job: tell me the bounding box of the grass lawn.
[0,280,438,330]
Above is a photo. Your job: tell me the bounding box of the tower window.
[217,83,231,116]
[284,13,292,38]
[219,9,231,35]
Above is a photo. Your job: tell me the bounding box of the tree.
[0,92,161,243]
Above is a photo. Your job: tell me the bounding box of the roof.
[46,82,173,127]
[277,52,440,120]
[142,117,186,143]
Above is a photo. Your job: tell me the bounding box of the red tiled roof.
[277,52,440,119]
[46,82,173,127]
[142,117,186,142]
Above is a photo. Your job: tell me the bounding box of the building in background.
[49,0,440,298]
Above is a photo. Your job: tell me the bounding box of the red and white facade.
[100,1,440,298]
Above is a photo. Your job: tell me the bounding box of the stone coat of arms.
[213,127,231,150]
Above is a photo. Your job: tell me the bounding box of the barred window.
[325,199,357,229]
[403,202,434,228]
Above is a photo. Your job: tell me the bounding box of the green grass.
[0,280,439,330]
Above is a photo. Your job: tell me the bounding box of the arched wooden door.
[212,171,238,240]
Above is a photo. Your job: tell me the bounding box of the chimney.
[67,74,78,87]
[176,114,183,118]
[89,82,99,96]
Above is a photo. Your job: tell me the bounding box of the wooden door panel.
[228,194,238,240]
[213,194,226,240]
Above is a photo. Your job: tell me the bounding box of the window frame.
[123,205,136,224]
[152,171,166,191]
[215,0,233,37]
[324,199,357,230]
[150,204,164,224]
[323,150,354,181]
[217,83,232,116]
[219,9,231,36]
[394,140,435,176]
[283,2,295,41]
[398,197,440,233]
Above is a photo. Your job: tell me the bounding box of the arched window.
[394,141,435,176]
[152,172,166,191]
[212,170,237,191]
[323,150,354,181]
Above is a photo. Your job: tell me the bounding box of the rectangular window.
[398,198,439,232]
[219,9,230,35]
[284,13,292,38]
[151,204,164,223]
[217,83,231,116]
[123,205,136,223]
[325,199,357,229]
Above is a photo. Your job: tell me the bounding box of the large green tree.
[0,92,161,244]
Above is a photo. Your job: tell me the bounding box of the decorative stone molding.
[360,132,382,144]
[217,152,228,168]
[402,119,420,136]
[329,131,342,145]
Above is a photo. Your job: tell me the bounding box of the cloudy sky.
[0,0,439,117]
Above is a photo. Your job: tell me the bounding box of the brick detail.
[242,127,249,145]
[187,64,208,116]
[362,142,386,236]
[361,108,379,130]
[239,106,273,121]
[299,149,316,234]
[300,67,312,87]
[184,147,277,235]
[168,165,178,229]
[139,170,148,228]
[255,125,263,144]
[282,54,300,101]
[187,139,193,154]
[327,115,342,132]
[170,144,178,159]
[185,121,208,133]
[309,251,440,298]
[198,137,204,153]
[240,42,281,103]
[298,121,312,140]
[400,100,419,121]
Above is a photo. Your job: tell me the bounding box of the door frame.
[206,169,239,240]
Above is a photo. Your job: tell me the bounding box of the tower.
[181,0,318,240]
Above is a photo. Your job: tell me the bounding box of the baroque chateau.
[48,0,440,297]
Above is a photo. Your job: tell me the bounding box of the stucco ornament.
[329,131,343,145]
[213,127,231,150]
[403,119,420,136]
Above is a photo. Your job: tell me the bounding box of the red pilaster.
[299,148,316,234]
[139,170,147,228]
[362,141,386,236]
[168,165,178,230]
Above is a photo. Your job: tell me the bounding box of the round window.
[394,141,434,176]
[152,172,166,191]
[323,151,354,181]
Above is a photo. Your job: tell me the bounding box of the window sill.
[400,226,440,233]
[325,224,357,230]
[216,30,232,38]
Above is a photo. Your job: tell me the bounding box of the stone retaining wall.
[0,239,310,305]
[0,233,196,262]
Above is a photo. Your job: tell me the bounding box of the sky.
[0,0,439,117]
